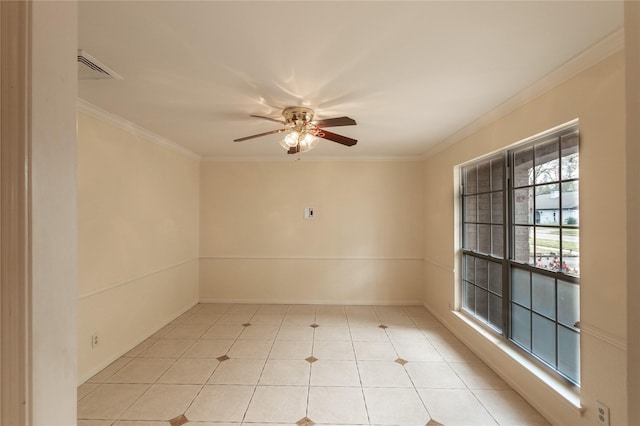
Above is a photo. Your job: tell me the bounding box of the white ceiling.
[78,1,623,159]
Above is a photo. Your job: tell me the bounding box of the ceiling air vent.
[77,49,123,80]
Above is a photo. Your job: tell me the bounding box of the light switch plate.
[304,207,314,220]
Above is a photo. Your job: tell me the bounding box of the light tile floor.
[78,304,550,426]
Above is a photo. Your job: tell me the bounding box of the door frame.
[1,1,32,424]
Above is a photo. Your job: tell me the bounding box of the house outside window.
[461,125,580,385]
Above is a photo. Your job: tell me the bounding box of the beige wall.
[77,112,200,383]
[200,161,424,304]
[422,51,627,425]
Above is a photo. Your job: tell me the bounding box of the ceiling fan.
[234,107,357,154]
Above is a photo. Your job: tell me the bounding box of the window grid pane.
[532,313,557,366]
[532,273,556,319]
[558,326,580,383]
[511,303,531,350]
[488,293,503,332]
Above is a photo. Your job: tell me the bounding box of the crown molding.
[76,98,202,161]
[421,27,625,160]
[201,155,424,163]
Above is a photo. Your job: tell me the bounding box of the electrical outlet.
[596,401,610,426]
[91,334,99,348]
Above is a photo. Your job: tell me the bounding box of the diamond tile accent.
[305,356,318,364]
[297,416,315,426]
[170,414,189,426]
[82,303,547,425]
[395,358,408,366]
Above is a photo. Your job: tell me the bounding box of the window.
[461,126,580,385]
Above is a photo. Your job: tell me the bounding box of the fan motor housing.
[283,107,314,127]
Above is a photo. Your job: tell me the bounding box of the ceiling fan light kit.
[234,106,357,156]
[279,131,319,153]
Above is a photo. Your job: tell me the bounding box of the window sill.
[451,310,584,414]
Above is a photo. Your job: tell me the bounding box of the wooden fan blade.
[233,128,287,142]
[318,129,357,146]
[313,117,357,128]
[250,114,285,125]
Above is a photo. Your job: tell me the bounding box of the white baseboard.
[198,298,423,306]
